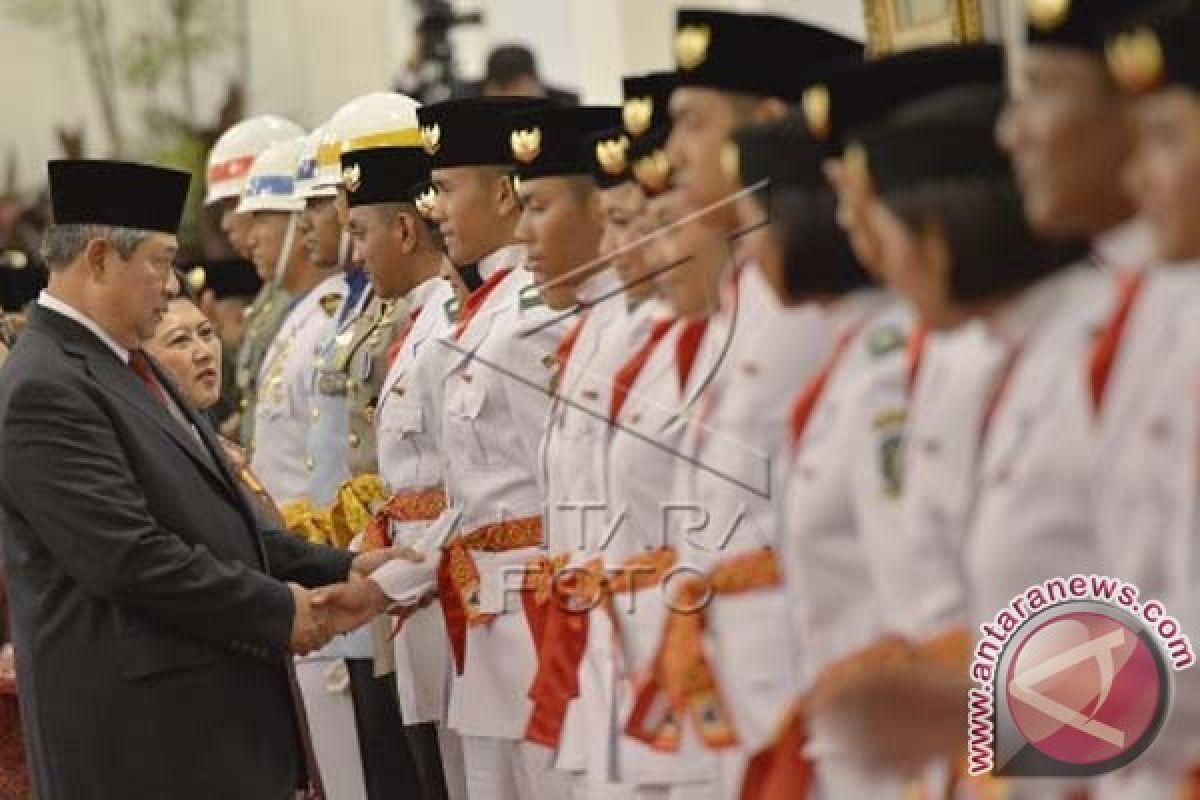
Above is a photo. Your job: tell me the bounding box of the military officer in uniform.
[203,114,307,447]
[299,125,352,275]
[297,91,427,800]
[236,131,371,800]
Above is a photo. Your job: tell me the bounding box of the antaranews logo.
[968,575,1195,778]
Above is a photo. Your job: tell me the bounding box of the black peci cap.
[621,72,678,139]
[178,258,262,300]
[418,97,553,169]
[48,159,190,234]
[339,146,430,208]
[801,44,1004,148]
[507,106,622,181]
[673,9,862,102]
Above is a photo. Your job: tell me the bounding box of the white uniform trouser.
[295,659,367,800]
[461,737,572,800]
[439,722,469,800]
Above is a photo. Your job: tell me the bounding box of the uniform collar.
[405,272,445,311]
[576,268,620,306]
[478,244,526,281]
[1091,218,1155,273]
[986,265,1090,349]
[827,288,890,337]
[37,290,130,363]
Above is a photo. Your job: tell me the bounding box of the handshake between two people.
[287,545,427,656]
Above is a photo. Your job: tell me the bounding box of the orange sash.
[436,515,543,674]
[627,549,780,752]
[523,557,606,747]
[739,699,813,800]
[361,486,448,551]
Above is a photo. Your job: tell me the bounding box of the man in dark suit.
[0,160,383,800]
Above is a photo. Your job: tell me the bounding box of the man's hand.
[313,572,391,635]
[288,583,331,656]
[811,658,969,777]
[351,545,426,577]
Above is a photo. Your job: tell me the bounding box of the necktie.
[129,350,167,407]
[554,311,590,373]
[905,322,929,397]
[979,342,1023,449]
[385,307,423,368]
[674,318,709,392]
[452,268,513,340]
[610,317,675,423]
[1087,270,1145,414]
[788,322,864,448]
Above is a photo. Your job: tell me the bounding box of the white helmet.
[236,135,308,214]
[296,126,335,200]
[312,92,422,193]
[204,114,305,206]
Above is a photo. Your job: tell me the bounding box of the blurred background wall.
[0,0,874,194]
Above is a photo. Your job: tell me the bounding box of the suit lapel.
[83,347,237,493]
[29,305,260,527]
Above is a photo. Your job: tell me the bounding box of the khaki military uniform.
[236,282,293,449]
[344,294,412,479]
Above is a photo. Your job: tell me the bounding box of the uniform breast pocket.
[255,379,293,421]
[560,407,605,445]
[380,404,425,483]
[446,382,498,467]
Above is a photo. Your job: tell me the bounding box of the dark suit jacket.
[0,304,354,800]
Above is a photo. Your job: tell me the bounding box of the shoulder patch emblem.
[519,284,546,311]
[867,325,906,358]
[443,297,461,323]
[319,293,343,317]
[874,409,906,498]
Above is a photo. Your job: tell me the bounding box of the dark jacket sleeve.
[0,377,295,654]
[261,528,354,588]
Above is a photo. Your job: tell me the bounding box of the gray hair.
[40,224,152,272]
